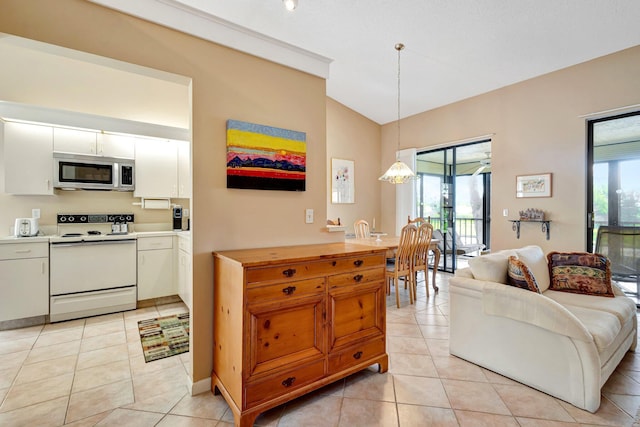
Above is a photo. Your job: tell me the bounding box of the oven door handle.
[51,239,136,247]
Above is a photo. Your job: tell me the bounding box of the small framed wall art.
[331,158,355,204]
[516,173,552,198]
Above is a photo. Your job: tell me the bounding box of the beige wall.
[0,0,339,385]
[326,98,381,234]
[381,45,640,253]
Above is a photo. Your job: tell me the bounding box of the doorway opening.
[587,111,640,301]
[416,140,491,273]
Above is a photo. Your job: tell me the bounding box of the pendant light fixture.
[379,43,415,184]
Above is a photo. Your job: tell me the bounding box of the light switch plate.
[305,209,314,224]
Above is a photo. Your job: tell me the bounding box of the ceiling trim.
[88,0,332,79]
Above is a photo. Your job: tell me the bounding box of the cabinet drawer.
[247,278,325,303]
[178,234,191,252]
[328,267,384,288]
[0,242,49,260]
[246,254,384,285]
[137,236,173,251]
[328,338,385,375]
[245,359,325,408]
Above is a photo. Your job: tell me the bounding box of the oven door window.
[59,161,113,184]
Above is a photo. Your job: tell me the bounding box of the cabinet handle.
[353,274,363,282]
[353,351,363,360]
[282,268,296,277]
[41,261,46,275]
[45,179,51,189]
[282,286,296,295]
[353,260,364,267]
[282,377,296,387]
[14,249,32,254]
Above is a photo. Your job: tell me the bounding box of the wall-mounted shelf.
[509,220,551,240]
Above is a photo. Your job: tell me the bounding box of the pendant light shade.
[379,43,415,184]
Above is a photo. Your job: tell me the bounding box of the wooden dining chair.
[407,216,430,226]
[412,221,434,299]
[386,223,419,308]
[354,219,370,238]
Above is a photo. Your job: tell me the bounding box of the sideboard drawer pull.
[282,286,297,295]
[282,268,296,278]
[353,351,363,360]
[353,259,364,267]
[282,377,296,387]
[353,274,363,282]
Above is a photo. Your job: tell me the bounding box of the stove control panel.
[57,213,135,224]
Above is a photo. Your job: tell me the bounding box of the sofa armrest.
[482,283,593,343]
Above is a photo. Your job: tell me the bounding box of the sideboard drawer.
[328,267,384,288]
[328,338,385,375]
[247,261,334,284]
[247,277,325,303]
[245,359,325,408]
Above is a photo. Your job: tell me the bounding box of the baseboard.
[190,376,212,395]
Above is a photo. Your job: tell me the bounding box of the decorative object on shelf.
[519,208,545,221]
[226,119,306,192]
[331,158,355,203]
[516,173,552,198]
[326,218,341,226]
[379,43,415,184]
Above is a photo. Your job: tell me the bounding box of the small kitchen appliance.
[14,218,39,237]
[173,205,183,231]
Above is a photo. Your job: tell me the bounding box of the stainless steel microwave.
[53,152,135,191]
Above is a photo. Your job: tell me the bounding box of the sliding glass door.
[416,140,491,272]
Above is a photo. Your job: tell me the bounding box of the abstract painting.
[226,119,306,191]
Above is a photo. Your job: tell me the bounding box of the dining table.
[346,235,441,293]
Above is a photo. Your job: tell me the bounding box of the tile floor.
[1,273,640,426]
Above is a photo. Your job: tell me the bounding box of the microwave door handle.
[113,163,119,188]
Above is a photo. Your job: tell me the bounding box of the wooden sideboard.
[212,243,389,426]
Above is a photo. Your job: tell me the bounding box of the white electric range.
[49,213,137,322]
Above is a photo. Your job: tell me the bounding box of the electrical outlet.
[503,209,509,217]
[305,209,314,224]
[32,208,41,219]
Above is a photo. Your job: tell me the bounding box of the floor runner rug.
[138,312,189,363]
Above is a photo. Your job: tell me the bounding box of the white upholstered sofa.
[449,245,637,412]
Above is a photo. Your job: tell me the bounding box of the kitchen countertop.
[0,230,189,244]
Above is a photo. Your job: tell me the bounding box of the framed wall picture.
[516,173,552,198]
[331,158,355,203]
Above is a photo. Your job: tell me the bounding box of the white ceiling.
[92,0,640,125]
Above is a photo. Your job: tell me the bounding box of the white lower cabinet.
[177,233,192,310]
[137,236,176,300]
[0,242,49,322]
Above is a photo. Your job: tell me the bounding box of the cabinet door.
[134,138,178,198]
[138,248,175,300]
[0,257,49,321]
[53,127,97,155]
[178,248,192,310]
[3,122,54,195]
[177,139,191,198]
[327,280,385,351]
[247,295,325,379]
[98,134,135,158]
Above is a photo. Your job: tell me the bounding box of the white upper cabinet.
[177,139,191,198]
[3,122,54,195]
[53,128,134,159]
[134,138,179,198]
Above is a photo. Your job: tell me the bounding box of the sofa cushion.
[547,252,614,297]
[544,289,635,325]
[515,245,551,292]
[468,250,516,283]
[507,256,540,293]
[561,304,621,351]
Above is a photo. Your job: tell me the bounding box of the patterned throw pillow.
[547,252,614,297]
[507,256,541,293]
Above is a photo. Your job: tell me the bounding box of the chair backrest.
[354,219,370,238]
[396,223,419,270]
[407,216,430,226]
[595,226,640,277]
[414,222,434,268]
